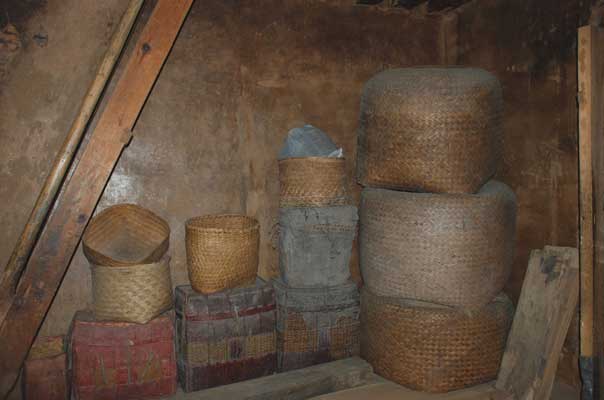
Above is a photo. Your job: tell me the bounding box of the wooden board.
[495,246,579,400]
[0,0,193,396]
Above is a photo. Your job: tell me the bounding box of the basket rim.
[278,156,346,163]
[185,214,259,232]
[90,255,171,271]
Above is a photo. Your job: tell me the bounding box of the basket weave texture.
[357,67,503,194]
[83,203,170,267]
[279,157,349,207]
[360,180,516,308]
[186,215,259,294]
[91,256,173,324]
[361,289,514,393]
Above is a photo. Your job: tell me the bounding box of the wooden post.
[0,0,193,396]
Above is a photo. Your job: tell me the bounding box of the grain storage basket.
[361,289,514,393]
[357,67,503,194]
[274,278,360,372]
[279,206,358,287]
[83,204,170,267]
[279,157,349,207]
[186,214,259,294]
[360,180,516,308]
[91,255,173,324]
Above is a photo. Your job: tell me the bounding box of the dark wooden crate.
[23,336,69,400]
[175,280,277,392]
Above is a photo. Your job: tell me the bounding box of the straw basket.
[91,255,173,324]
[357,67,503,194]
[361,289,513,393]
[83,203,170,267]
[360,180,516,308]
[185,215,259,294]
[279,157,349,207]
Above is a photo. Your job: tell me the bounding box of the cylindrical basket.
[91,256,173,324]
[361,289,514,393]
[185,215,259,294]
[279,157,349,207]
[360,180,516,308]
[357,67,503,194]
[83,203,170,267]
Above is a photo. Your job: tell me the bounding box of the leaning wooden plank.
[0,0,193,396]
[495,246,580,400]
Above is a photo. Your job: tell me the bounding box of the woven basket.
[83,203,170,267]
[279,157,349,207]
[361,289,514,393]
[357,67,503,194]
[91,255,173,324]
[185,215,259,294]
[360,180,516,308]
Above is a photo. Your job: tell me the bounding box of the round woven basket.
[360,180,516,308]
[357,67,503,194]
[83,203,170,267]
[279,157,349,207]
[361,289,514,393]
[91,255,173,324]
[185,214,259,294]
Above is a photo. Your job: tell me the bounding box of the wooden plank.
[495,246,580,400]
[0,0,193,396]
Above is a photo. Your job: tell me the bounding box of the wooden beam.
[495,246,579,400]
[0,0,193,396]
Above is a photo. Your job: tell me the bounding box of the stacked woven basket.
[357,67,517,393]
[276,129,361,372]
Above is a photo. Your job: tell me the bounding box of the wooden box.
[23,336,69,400]
[70,311,177,400]
[175,280,276,392]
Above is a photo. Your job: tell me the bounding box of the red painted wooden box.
[70,311,176,400]
[23,336,69,400]
[175,280,276,392]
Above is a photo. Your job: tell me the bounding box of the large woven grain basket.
[91,255,173,324]
[279,157,349,207]
[357,67,503,194]
[360,180,516,308]
[186,215,259,294]
[83,203,170,267]
[361,289,514,393]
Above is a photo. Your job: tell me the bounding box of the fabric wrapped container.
[360,180,516,308]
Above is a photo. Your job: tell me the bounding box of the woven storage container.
[357,67,503,194]
[70,311,177,400]
[23,336,69,400]
[279,206,358,287]
[360,180,516,308]
[279,157,350,207]
[91,255,173,324]
[83,203,170,267]
[175,280,276,392]
[361,289,514,393]
[186,214,259,294]
[274,278,360,372]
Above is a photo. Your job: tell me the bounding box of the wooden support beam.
[0,0,193,396]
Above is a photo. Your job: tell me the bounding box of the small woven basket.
[83,204,170,267]
[185,215,259,294]
[361,289,514,393]
[279,157,349,207]
[91,256,173,324]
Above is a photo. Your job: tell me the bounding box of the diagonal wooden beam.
[0,0,193,396]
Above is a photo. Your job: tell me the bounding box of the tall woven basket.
[185,215,259,294]
[357,67,503,194]
[279,157,349,207]
[91,255,173,324]
[361,289,514,393]
[83,203,170,267]
[360,180,516,308]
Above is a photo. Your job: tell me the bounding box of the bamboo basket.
[279,157,349,207]
[361,289,514,393]
[83,203,170,267]
[91,255,173,324]
[185,215,259,294]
